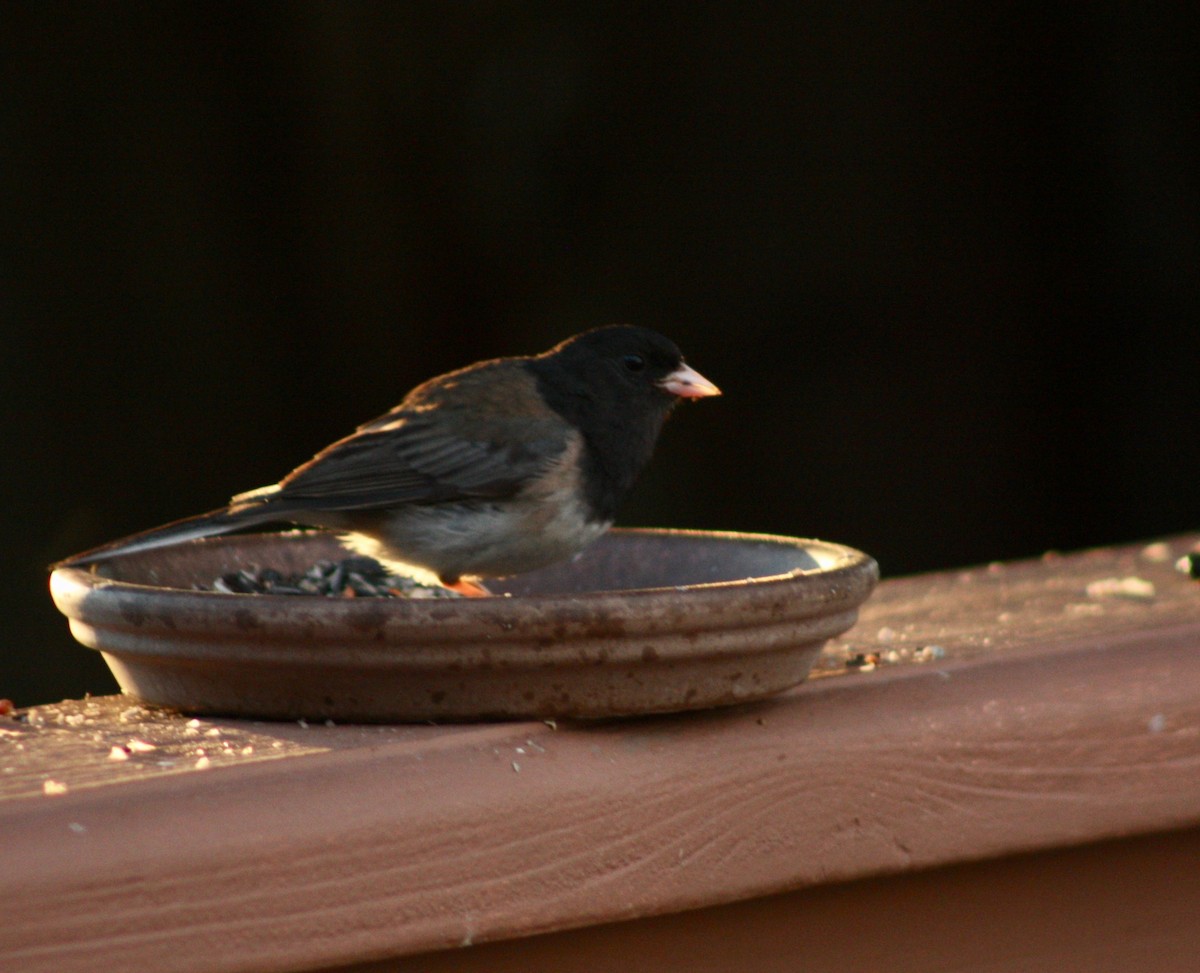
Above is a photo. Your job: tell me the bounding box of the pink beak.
[659,362,722,399]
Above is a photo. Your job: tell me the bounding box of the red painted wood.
[5,536,1199,972]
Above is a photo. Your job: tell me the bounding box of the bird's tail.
[52,504,286,569]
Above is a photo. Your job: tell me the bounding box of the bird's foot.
[442,577,492,597]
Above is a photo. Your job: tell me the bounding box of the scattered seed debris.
[1085,576,1156,601]
[845,652,880,671]
[839,643,945,671]
[1140,541,1173,563]
[209,556,463,599]
[1176,552,1200,580]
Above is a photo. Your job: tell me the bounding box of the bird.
[56,325,721,595]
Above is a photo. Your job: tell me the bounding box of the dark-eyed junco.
[58,326,720,594]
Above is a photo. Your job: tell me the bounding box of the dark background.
[6,4,1197,706]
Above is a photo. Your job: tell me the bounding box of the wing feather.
[271,411,569,511]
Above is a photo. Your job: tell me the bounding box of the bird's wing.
[268,410,571,511]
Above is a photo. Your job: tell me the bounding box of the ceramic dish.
[49,528,877,721]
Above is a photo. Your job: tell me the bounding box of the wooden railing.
[5,535,1199,973]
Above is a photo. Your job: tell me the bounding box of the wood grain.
[4,535,1199,972]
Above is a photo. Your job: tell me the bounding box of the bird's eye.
[622,354,646,372]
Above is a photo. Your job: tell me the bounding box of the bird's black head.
[527,325,719,521]
[540,325,690,399]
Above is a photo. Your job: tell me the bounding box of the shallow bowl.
[49,528,877,721]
